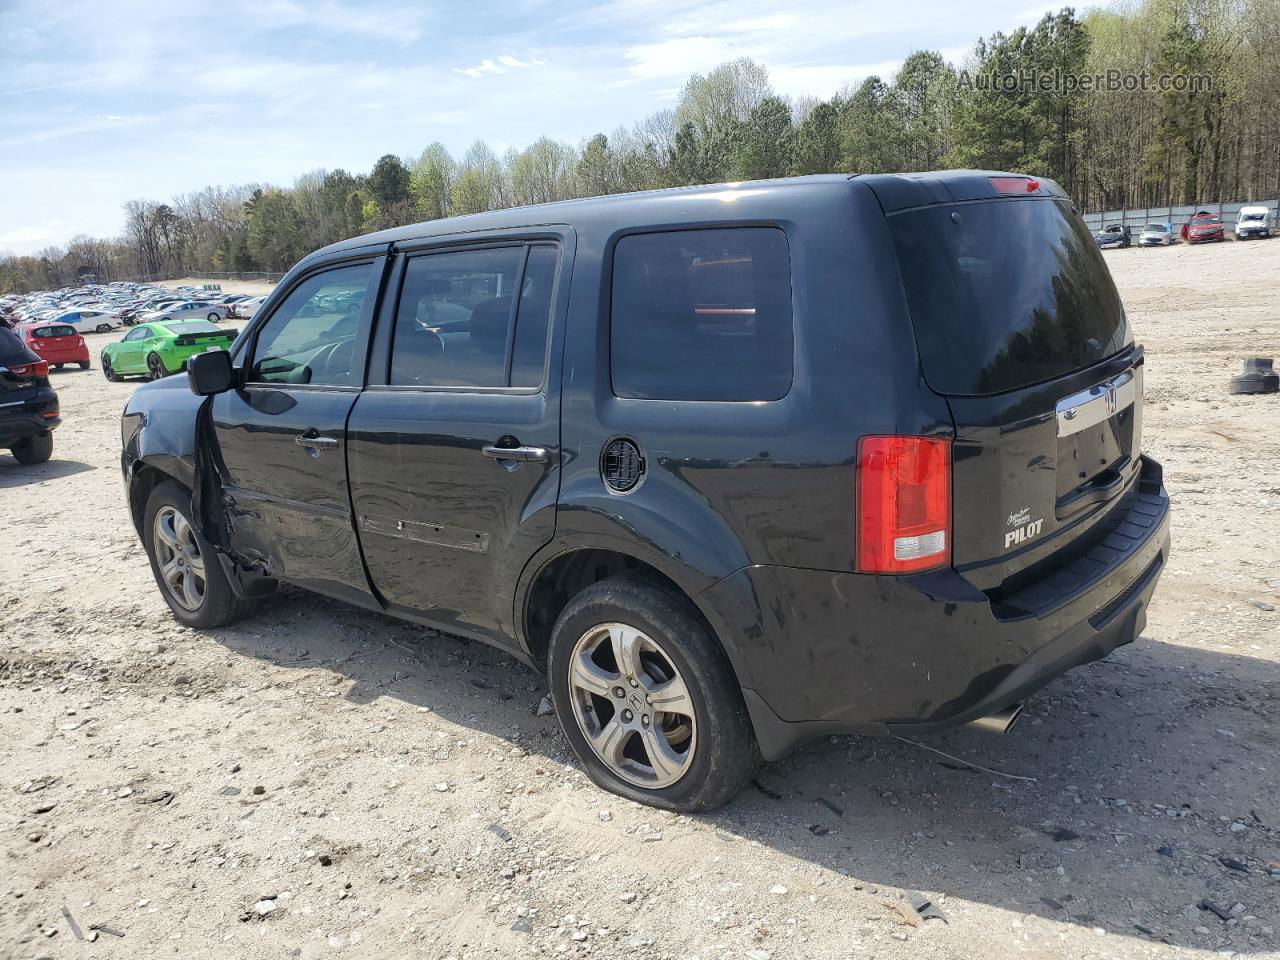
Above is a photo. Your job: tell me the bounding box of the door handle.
[295,434,339,450]
[482,443,547,463]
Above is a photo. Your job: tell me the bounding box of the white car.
[1139,222,1174,246]
[1235,206,1272,240]
[52,308,121,334]
[142,301,229,323]
[230,296,267,319]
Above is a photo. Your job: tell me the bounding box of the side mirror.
[187,349,236,396]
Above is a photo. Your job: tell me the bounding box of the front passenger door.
[114,326,150,373]
[211,257,384,606]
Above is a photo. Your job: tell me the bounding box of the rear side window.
[889,199,1130,395]
[390,244,557,389]
[610,227,793,401]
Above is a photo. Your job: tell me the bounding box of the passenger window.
[249,262,373,386]
[511,246,557,388]
[390,245,555,389]
[610,227,793,401]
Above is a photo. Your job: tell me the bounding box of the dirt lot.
[3,239,1278,959]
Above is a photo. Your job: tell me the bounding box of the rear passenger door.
[346,234,570,644]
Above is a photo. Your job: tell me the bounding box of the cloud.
[624,36,738,80]
[455,54,546,78]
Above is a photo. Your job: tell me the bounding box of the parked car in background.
[1235,206,1272,239]
[18,322,90,370]
[1094,223,1131,248]
[0,325,59,464]
[122,172,1169,811]
[54,309,121,334]
[1185,213,1225,243]
[1139,223,1174,246]
[229,296,266,319]
[101,320,238,381]
[141,301,229,324]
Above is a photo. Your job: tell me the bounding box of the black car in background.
[0,325,60,464]
[121,172,1171,811]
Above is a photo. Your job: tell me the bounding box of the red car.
[18,322,91,371]
[1184,213,1225,244]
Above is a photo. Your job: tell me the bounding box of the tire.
[102,356,121,382]
[55,363,64,371]
[207,312,220,322]
[147,353,168,380]
[96,323,111,334]
[143,480,252,628]
[548,576,758,812]
[10,432,53,465]
[79,361,90,370]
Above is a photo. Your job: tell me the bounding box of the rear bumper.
[0,408,61,447]
[700,456,1170,760]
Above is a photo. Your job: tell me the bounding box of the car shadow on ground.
[0,457,95,486]
[207,587,1279,953]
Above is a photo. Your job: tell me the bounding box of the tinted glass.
[610,227,793,401]
[250,262,372,386]
[390,247,522,387]
[35,325,77,338]
[889,199,1130,396]
[0,327,35,364]
[510,246,557,388]
[125,328,149,341]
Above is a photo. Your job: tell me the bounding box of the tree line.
[4,0,1278,294]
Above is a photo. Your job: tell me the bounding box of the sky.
[0,0,1068,255]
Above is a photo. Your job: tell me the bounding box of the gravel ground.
[2,239,1278,959]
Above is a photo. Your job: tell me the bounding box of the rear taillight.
[8,360,49,379]
[856,436,951,575]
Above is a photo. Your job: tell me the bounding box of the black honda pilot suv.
[121,172,1171,811]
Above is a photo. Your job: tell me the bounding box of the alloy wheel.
[152,505,206,612]
[567,622,697,789]
[148,355,165,379]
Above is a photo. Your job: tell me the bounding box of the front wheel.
[96,323,111,333]
[147,353,168,380]
[10,433,53,465]
[143,481,252,628]
[207,312,220,322]
[102,356,121,381]
[548,576,759,812]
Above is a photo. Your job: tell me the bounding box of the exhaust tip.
[967,703,1024,735]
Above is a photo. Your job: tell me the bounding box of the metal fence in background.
[1082,199,1279,232]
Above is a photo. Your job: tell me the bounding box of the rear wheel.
[207,311,220,322]
[548,576,758,812]
[78,360,90,370]
[10,433,53,465]
[143,481,252,628]
[55,363,64,370]
[147,353,168,380]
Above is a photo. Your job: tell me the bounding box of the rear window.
[889,199,1130,396]
[610,227,793,401]
[35,325,77,338]
[164,321,221,334]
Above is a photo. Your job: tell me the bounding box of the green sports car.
[101,321,238,381]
